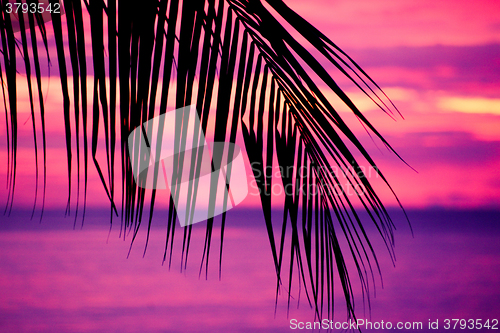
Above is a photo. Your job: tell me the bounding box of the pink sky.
[1,0,499,212]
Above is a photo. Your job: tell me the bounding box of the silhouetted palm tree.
[1,0,407,320]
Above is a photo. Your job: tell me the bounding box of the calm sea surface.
[0,209,499,332]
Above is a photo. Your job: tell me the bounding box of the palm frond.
[0,0,408,320]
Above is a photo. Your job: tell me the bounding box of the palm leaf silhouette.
[1,0,408,320]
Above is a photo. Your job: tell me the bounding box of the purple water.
[0,209,499,332]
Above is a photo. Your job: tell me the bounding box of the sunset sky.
[1,0,499,212]
[285,0,500,209]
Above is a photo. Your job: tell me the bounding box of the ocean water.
[0,208,498,332]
